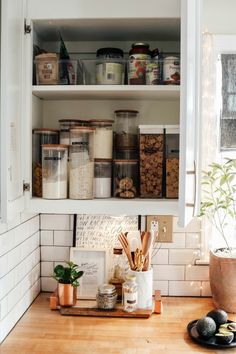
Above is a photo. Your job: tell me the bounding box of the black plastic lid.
[96,47,124,58]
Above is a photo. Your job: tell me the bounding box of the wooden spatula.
[118,233,134,270]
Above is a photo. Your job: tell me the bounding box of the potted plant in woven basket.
[53,261,84,307]
[200,159,236,313]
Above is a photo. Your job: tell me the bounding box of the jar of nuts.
[113,159,138,199]
[32,129,59,197]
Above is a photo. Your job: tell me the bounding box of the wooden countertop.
[1,293,236,354]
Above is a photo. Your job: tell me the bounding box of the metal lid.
[42,144,68,149]
[96,47,124,58]
[132,42,150,48]
[98,284,116,295]
[33,128,59,134]
[59,119,87,124]
[89,119,114,126]
[95,158,112,163]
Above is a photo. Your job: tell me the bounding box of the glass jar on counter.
[96,47,124,85]
[42,144,68,199]
[123,274,138,313]
[32,129,59,197]
[59,119,88,145]
[114,110,139,150]
[128,43,151,85]
[69,131,94,200]
[96,284,117,310]
[89,119,114,159]
[113,159,138,199]
[94,158,112,198]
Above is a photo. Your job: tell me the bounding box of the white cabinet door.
[0,0,26,222]
[178,0,202,227]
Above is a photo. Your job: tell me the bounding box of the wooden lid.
[113,159,138,163]
[33,128,59,134]
[89,119,114,126]
[70,126,95,132]
[114,110,139,115]
[95,158,112,162]
[42,144,68,149]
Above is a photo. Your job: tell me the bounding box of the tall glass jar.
[94,158,112,198]
[123,274,138,313]
[59,119,88,145]
[32,129,59,197]
[89,119,114,159]
[113,159,138,198]
[42,144,68,199]
[114,110,139,150]
[96,47,124,85]
[69,128,94,199]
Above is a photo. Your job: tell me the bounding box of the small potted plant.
[53,261,84,307]
[200,159,236,312]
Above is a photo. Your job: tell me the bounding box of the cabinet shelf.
[32,85,180,101]
[26,197,179,215]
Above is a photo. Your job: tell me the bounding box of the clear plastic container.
[94,158,112,198]
[69,141,94,199]
[123,274,138,313]
[89,119,114,159]
[59,119,88,145]
[32,129,59,197]
[113,159,138,198]
[114,110,139,150]
[139,125,164,198]
[165,125,180,198]
[42,144,68,199]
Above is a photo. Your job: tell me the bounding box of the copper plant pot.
[210,249,236,313]
[58,283,77,307]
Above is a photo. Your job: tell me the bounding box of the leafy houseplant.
[200,159,236,312]
[53,261,84,307]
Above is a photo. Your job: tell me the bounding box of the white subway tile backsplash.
[41,277,57,292]
[151,249,168,265]
[169,249,200,265]
[153,265,185,281]
[153,280,169,296]
[186,233,201,249]
[173,217,201,233]
[41,262,54,277]
[41,231,53,246]
[169,281,201,296]
[201,281,212,297]
[41,246,70,262]
[160,233,186,249]
[54,231,73,246]
[40,214,70,231]
[185,265,209,281]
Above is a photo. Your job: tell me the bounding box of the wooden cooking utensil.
[118,233,134,270]
[141,231,151,258]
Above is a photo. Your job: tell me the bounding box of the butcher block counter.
[1,293,236,354]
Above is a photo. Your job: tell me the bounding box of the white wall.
[203,0,236,34]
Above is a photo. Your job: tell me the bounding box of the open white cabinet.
[0,0,202,226]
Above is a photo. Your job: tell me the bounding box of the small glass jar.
[114,110,139,150]
[59,119,88,145]
[96,284,117,310]
[96,47,124,85]
[123,274,138,313]
[94,158,112,198]
[32,129,59,197]
[42,144,68,199]
[113,159,138,198]
[89,119,114,159]
[128,43,151,85]
[69,144,94,200]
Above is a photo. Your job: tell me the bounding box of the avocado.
[196,316,217,339]
[215,331,234,344]
[207,309,228,328]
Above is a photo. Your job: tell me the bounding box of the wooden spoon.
[118,233,135,270]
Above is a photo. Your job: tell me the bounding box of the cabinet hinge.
[23,183,30,192]
[24,20,31,34]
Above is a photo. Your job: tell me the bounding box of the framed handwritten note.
[70,247,108,299]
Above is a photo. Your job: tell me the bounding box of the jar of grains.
[114,110,139,150]
[128,43,151,85]
[69,127,95,199]
[96,284,117,310]
[59,119,88,145]
[113,159,138,198]
[123,274,138,313]
[96,47,124,85]
[32,129,59,197]
[94,158,112,198]
[89,119,114,159]
[42,144,68,199]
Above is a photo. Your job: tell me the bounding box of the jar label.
[44,156,62,161]
[128,54,151,82]
[146,60,160,85]
[124,291,137,311]
[96,62,123,84]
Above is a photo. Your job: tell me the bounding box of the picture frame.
[70,247,108,300]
